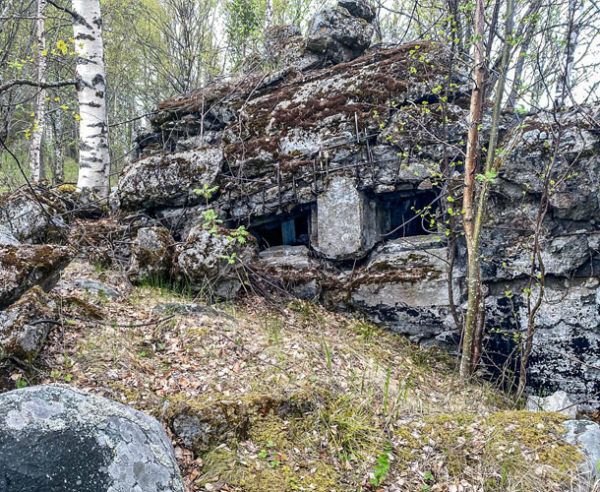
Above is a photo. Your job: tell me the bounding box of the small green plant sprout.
[370,443,392,487]
[201,209,223,233]
[423,470,435,488]
[219,252,238,265]
[226,225,249,244]
[194,183,219,201]
[476,169,498,184]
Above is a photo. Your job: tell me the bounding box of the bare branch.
[0,78,78,95]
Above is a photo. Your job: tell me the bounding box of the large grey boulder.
[498,109,600,223]
[563,419,600,486]
[118,147,223,210]
[338,0,376,21]
[0,244,73,309]
[0,385,184,492]
[306,5,374,63]
[175,224,258,299]
[0,188,70,244]
[127,227,175,284]
[526,390,577,418]
[0,287,58,361]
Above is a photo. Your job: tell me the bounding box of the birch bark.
[28,0,47,182]
[72,0,110,200]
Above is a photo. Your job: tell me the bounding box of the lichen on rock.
[0,286,57,362]
[174,224,258,299]
[0,187,71,244]
[0,243,73,309]
[128,226,175,284]
[0,385,184,492]
[119,147,224,210]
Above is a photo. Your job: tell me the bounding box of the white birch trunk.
[28,0,47,182]
[72,0,110,200]
[265,0,273,28]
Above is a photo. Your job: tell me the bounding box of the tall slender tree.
[460,0,515,378]
[72,0,110,200]
[459,0,486,379]
[28,0,47,182]
[554,0,584,107]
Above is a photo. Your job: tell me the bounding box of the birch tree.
[28,0,47,182]
[72,0,110,200]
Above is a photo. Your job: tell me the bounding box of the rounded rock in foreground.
[0,385,184,492]
[563,419,600,486]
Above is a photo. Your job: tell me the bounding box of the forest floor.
[2,260,591,492]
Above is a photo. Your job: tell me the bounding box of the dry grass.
[4,261,591,492]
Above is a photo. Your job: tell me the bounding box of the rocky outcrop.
[563,419,600,486]
[128,226,175,284]
[350,237,459,343]
[0,187,71,244]
[0,244,73,309]
[0,287,58,361]
[0,385,184,492]
[480,105,600,408]
[119,148,223,210]
[306,3,374,63]
[174,225,258,299]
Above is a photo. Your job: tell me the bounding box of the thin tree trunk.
[459,0,486,380]
[554,0,583,107]
[28,0,47,182]
[50,112,65,184]
[505,0,540,109]
[265,0,273,28]
[72,0,110,200]
[461,0,515,377]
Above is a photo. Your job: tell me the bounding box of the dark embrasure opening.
[245,205,313,250]
[373,189,438,239]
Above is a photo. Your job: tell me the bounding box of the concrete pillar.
[316,176,367,259]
